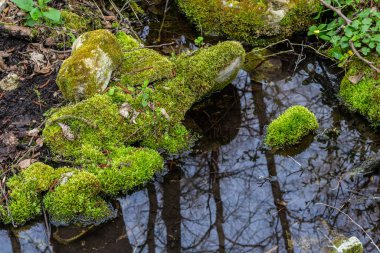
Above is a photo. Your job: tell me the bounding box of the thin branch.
[317,202,380,252]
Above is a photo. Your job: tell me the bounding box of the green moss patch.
[44,171,113,224]
[176,0,319,46]
[3,163,72,225]
[265,105,319,148]
[339,57,380,126]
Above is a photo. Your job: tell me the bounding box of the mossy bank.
[176,0,319,46]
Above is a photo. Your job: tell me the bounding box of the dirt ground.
[0,35,65,170]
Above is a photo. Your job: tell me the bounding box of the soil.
[0,36,63,168]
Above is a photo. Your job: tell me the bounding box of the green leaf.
[376,44,380,55]
[30,7,42,21]
[362,18,372,25]
[344,27,354,37]
[319,34,331,41]
[11,0,34,12]
[361,47,370,56]
[25,17,40,27]
[42,7,61,23]
[141,100,148,107]
[353,41,361,47]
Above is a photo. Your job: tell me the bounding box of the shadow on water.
[2,3,380,253]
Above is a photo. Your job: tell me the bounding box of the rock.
[0,0,7,14]
[56,29,123,101]
[331,236,363,253]
[176,0,319,46]
[0,73,19,91]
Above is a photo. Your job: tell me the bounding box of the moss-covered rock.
[44,171,113,224]
[265,105,319,148]
[57,29,123,101]
[176,0,319,46]
[329,237,363,253]
[339,56,380,126]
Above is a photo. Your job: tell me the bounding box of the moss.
[174,41,245,96]
[45,41,245,158]
[339,56,380,126]
[329,237,363,253]
[116,31,141,51]
[243,48,271,72]
[61,10,90,32]
[116,32,175,86]
[43,171,112,224]
[265,105,319,148]
[3,163,72,225]
[87,147,164,196]
[176,0,318,46]
[120,48,176,86]
[57,29,123,101]
[142,123,192,153]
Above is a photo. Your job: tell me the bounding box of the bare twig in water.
[317,202,380,252]
[53,225,95,245]
[319,0,380,73]
[157,0,170,43]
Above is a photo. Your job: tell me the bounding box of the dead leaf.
[160,108,170,120]
[130,111,140,124]
[119,102,132,119]
[36,138,43,147]
[19,159,37,169]
[26,128,40,137]
[58,123,75,141]
[0,132,18,146]
[348,72,364,84]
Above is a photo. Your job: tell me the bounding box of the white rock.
[0,73,19,91]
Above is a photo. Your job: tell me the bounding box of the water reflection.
[1,54,380,252]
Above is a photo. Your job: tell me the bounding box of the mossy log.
[1,31,245,226]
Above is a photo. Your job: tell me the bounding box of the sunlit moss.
[116,31,141,51]
[265,105,319,148]
[176,0,318,46]
[43,171,112,224]
[339,56,380,126]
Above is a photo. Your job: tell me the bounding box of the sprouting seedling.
[194,36,204,47]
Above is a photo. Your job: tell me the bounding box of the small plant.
[308,0,380,63]
[194,36,204,47]
[11,0,61,26]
